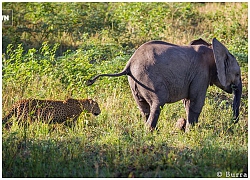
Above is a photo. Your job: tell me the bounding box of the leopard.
[2,98,101,128]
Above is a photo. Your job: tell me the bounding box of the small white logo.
[217,171,222,177]
[2,9,13,26]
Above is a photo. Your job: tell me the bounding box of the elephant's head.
[212,38,242,122]
[190,38,242,123]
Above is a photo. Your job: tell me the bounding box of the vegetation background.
[2,2,248,178]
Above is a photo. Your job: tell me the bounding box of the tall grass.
[2,2,248,178]
[2,84,248,177]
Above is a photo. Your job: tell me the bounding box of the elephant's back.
[130,40,192,67]
[142,40,177,47]
[128,41,197,103]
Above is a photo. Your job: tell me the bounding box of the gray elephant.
[87,38,242,131]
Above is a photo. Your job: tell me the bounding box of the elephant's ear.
[212,38,229,87]
[189,38,211,46]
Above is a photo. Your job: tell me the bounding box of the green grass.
[2,2,248,178]
[2,83,248,178]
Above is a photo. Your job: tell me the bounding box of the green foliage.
[2,2,248,178]
[3,40,127,94]
[3,2,248,54]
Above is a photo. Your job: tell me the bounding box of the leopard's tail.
[2,108,15,128]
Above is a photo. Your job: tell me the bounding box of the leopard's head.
[66,98,101,116]
[78,99,101,116]
[88,99,101,116]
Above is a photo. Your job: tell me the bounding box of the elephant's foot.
[176,117,186,131]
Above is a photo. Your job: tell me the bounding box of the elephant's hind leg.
[135,99,150,122]
[129,78,151,121]
[133,94,161,131]
[145,103,162,130]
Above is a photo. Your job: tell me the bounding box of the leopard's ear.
[88,99,94,104]
[86,98,92,102]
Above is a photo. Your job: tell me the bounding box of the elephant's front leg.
[183,77,208,131]
[183,98,203,131]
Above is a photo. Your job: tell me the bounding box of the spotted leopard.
[2,98,101,128]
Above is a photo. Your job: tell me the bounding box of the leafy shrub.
[3,2,247,54]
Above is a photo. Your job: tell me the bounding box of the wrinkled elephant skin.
[87,38,242,131]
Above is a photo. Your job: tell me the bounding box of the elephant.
[189,38,211,47]
[86,38,242,131]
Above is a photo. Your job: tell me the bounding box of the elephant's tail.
[86,63,131,86]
